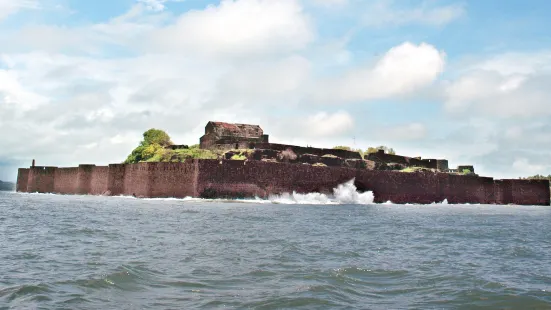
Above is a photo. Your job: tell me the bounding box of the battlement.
[253,143,362,160]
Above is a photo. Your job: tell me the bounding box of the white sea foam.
[267,179,374,205]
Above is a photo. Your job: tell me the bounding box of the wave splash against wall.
[268,179,374,205]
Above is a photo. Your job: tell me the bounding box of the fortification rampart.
[15,160,550,205]
[254,143,362,160]
[364,150,450,171]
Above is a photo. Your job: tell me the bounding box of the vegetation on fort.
[400,166,427,173]
[332,146,354,151]
[226,149,254,161]
[231,154,247,160]
[522,174,551,181]
[169,147,218,161]
[124,129,217,164]
[399,166,474,175]
[366,146,396,155]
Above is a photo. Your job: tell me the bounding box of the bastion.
[15,122,551,205]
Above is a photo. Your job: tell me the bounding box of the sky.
[1,0,550,181]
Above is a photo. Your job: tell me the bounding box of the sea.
[1,181,551,309]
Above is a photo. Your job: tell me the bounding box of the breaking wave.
[267,179,374,205]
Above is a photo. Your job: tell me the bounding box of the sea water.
[1,182,550,309]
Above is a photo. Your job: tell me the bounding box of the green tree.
[124,129,173,164]
[141,128,173,147]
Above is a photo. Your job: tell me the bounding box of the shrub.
[401,166,425,173]
[124,145,146,164]
[231,154,247,160]
[225,149,253,160]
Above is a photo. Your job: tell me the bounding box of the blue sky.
[1,0,550,181]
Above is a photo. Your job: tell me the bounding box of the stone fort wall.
[16,161,550,205]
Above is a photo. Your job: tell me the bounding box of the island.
[16,121,551,205]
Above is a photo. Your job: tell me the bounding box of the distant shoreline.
[0,181,16,191]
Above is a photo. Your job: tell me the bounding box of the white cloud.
[138,0,184,12]
[0,69,48,112]
[512,158,550,176]
[363,0,465,27]
[303,111,354,137]
[0,0,319,178]
[381,123,427,141]
[309,0,348,7]
[314,42,445,102]
[217,55,311,100]
[0,0,38,21]
[147,0,315,57]
[444,50,551,118]
[6,0,315,59]
[475,51,551,75]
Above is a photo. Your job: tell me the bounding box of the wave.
[267,179,374,205]
[107,179,374,205]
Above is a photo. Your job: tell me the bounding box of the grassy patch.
[231,154,247,160]
[225,149,253,160]
[170,148,218,161]
[400,166,426,173]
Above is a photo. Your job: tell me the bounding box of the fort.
[16,122,551,205]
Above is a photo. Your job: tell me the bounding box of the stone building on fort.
[200,121,269,150]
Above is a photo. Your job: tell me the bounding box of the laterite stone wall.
[15,161,551,205]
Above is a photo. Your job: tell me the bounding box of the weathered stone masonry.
[16,161,550,205]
